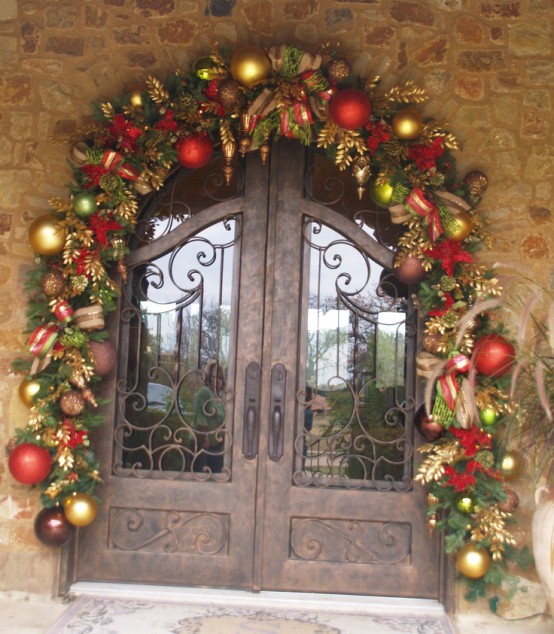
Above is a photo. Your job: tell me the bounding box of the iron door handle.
[243,361,260,460]
[268,363,286,461]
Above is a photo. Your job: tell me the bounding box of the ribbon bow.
[438,353,471,411]
[405,188,443,242]
[82,150,139,187]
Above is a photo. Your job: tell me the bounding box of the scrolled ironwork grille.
[294,218,416,491]
[114,217,239,482]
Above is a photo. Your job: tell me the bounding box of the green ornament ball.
[456,494,475,514]
[195,57,217,81]
[73,192,97,218]
[369,181,394,208]
[479,407,498,427]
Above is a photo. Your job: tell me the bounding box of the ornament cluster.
[10,43,527,599]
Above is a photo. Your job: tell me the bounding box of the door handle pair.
[242,362,286,461]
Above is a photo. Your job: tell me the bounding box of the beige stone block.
[525,152,554,181]
[0,171,33,209]
[492,95,520,125]
[524,89,552,110]
[508,21,551,56]
[486,128,516,149]
[455,105,492,127]
[0,0,17,20]
[0,551,58,594]
[8,113,35,141]
[294,24,319,45]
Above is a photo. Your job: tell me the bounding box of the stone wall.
[0,0,552,610]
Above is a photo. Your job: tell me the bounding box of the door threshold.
[70,582,446,616]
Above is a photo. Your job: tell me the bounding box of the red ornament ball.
[88,340,117,377]
[176,133,214,170]
[415,413,444,442]
[34,507,75,547]
[8,442,52,485]
[394,255,427,285]
[473,333,515,377]
[329,88,372,131]
[498,487,519,513]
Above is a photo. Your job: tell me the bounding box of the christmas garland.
[10,43,531,600]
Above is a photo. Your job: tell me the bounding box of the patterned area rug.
[48,596,455,634]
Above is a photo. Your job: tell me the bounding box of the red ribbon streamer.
[438,353,471,410]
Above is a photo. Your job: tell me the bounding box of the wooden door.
[73,141,445,601]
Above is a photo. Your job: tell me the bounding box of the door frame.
[59,141,454,611]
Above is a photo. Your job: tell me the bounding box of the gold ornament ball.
[18,378,41,408]
[59,390,86,417]
[28,215,66,256]
[391,109,424,140]
[128,85,144,108]
[64,493,98,527]
[456,543,491,579]
[500,450,523,482]
[443,212,473,242]
[369,181,394,208]
[230,46,272,88]
[41,270,66,297]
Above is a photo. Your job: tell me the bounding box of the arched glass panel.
[114,216,240,481]
[294,218,415,491]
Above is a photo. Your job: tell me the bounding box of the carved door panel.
[74,141,444,601]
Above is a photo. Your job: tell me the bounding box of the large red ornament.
[329,88,372,130]
[34,507,75,547]
[176,133,214,169]
[473,333,515,377]
[8,443,52,485]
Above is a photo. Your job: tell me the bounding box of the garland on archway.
[10,44,531,600]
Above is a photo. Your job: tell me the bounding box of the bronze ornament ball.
[230,46,272,88]
[500,450,523,482]
[88,340,117,377]
[28,215,66,256]
[394,255,427,285]
[456,543,491,579]
[498,488,519,513]
[326,58,352,84]
[64,492,98,527]
[18,377,41,408]
[463,170,489,197]
[391,109,424,140]
[218,79,242,110]
[59,390,86,417]
[34,506,75,547]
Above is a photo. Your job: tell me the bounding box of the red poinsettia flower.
[443,464,476,492]
[74,248,93,277]
[424,239,473,276]
[89,212,123,247]
[450,424,492,458]
[154,108,178,133]
[107,114,143,152]
[60,420,88,449]
[81,164,107,188]
[365,120,392,155]
[427,292,454,317]
[408,137,445,172]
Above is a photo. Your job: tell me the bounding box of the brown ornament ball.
[423,332,442,355]
[415,412,445,442]
[34,506,75,547]
[59,390,86,417]
[498,488,519,513]
[463,170,488,197]
[394,255,427,285]
[218,79,242,110]
[88,340,117,377]
[326,58,352,84]
[41,270,66,298]
[500,450,523,482]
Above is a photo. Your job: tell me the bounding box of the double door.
[74,141,444,600]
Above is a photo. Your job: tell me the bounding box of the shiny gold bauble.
[127,85,144,108]
[391,109,424,140]
[456,543,491,579]
[463,170,488,197]
[18,378,41,408]
[369,180,394,208]
[500,450,523,482]
[443,211,473,242]
[28,215,66,256]
[230,46,272,88]
[64,492,98,527]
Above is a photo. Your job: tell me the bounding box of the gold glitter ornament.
[218,79,242,110]
[326,58,351,84]
[463,170,488,197]
[41,270,66,298]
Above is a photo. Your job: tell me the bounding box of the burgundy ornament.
[329,88,372,131]
[473,333,515,377]
[394,255,427,285]
[498,488,519,513]
[8,443,52,485]
[176,133,214,170]
[88,340,117,377]
[415,407,445,442]
[34,506,75,547]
